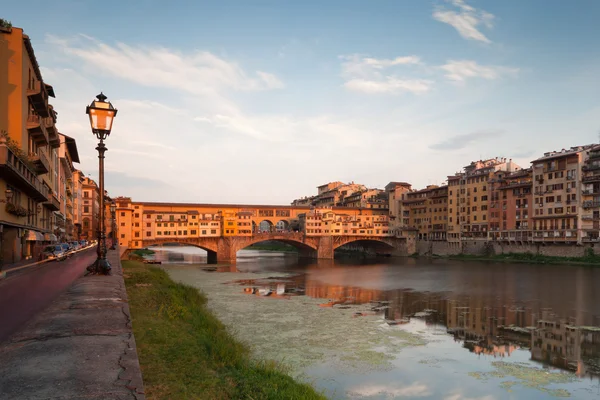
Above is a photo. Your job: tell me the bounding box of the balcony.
[583,164,600,172]
[28,150,50,175]
[26,81,50,118]
[43,195,60,211]
[588,152,600,161]
[0,143,49,202]
[583,201,600,209]
[26,114,49,146]
[583,174,600,183]
[44,117,60,148]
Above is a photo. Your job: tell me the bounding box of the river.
[147,246,600,399]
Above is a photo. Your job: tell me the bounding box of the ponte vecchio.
[114,197,415,263]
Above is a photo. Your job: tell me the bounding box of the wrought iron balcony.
[26,81,50,118]
[26,114,49,146]
[28,150,50,175]
[0,142,49,202]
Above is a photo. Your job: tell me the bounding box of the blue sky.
[4,0,600,203]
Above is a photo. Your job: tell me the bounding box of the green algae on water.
[469,361,578,397]
[165,268,430,375]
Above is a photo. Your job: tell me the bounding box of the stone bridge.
[139,231,411,263]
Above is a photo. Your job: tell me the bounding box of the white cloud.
[440,60,519,82]
[349,382,432,397]
[340,54,430,95]
[345,78,433,94]
[46,34,284,94]
[433,0,495,43]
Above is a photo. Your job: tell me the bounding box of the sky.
[4,0,600,204]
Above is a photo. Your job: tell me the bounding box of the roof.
[385,181,412,190]
[531,145,594,163]
[62,134,80,163]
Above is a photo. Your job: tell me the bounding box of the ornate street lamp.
[86,93,117,275]
[110,202,117,250]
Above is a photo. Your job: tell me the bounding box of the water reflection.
[149,246,600,395]
[226,263,600,380]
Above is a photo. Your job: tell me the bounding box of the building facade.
[81,177,99,241]
[531,146,592,244]
[0,25,73,264]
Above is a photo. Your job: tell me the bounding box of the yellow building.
[448,158,520,241]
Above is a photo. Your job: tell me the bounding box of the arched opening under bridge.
[147,242,218,264]
[334,239,395,258]
[238,238,317,262]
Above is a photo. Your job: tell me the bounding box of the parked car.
[41,245,67,261]
[60,243,73,257]
[69,241,81,251]
[79,240,88,247]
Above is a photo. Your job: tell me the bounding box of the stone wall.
[416,239,600,258]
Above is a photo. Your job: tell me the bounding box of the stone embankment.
[0,248,145,400]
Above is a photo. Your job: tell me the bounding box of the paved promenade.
[0,248,145,400]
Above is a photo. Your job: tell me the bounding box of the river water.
[147,246,600,399]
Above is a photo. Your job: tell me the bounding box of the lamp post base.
[87,258,112,275]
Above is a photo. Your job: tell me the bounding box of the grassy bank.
[442,252,600,265]
[123,261,325,400]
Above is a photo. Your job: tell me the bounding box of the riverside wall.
[415,240,600,258]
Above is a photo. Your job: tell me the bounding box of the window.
[84,206,89,213]
[146,232,151,237]
[121,212,125,217]
[211,230,217,234]
[202,230,207,235]
[191,230,197,235]
[134,232,140,238]
[120,234,125,238]
[135,213,140,218]
[146,223,151,227]
[120,222,125,226]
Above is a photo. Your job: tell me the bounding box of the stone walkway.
[0,249,145,400]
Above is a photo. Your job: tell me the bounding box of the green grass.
[123,261,326,400]
[445,251,600,265]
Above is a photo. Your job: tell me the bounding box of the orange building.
[0,24,79,263]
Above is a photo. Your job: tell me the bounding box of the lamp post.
[110,202,116,250]
[86,93,117,275]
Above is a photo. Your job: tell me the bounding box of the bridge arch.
[275,220,290,232]
[142,238,220,263]
[257,220,275,233]
[234,233,318,259]
[333,237,396,256]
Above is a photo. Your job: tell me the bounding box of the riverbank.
[122,260,326,400]
[426,252,600,266]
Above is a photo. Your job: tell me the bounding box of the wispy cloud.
[440,60,519,83]
[344,78,433,94]
[430,129,504,150]
[46,34,284,94]
[433,0,495,43]
[340,54,431,94]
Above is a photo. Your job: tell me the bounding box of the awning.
[25,230,45,241]
[44,233,58,242]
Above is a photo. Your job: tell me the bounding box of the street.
[0,247,98,343]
